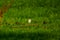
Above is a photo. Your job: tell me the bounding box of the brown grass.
[0,0,14,23]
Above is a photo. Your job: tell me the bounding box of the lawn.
[0,0,60,40]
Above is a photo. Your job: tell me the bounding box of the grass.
[0,0,60,40]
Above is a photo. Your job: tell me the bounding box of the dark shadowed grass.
[0,28,59,40]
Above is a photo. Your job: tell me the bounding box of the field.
[0,0,60,40]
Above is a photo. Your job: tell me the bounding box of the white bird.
[28,19,31,23]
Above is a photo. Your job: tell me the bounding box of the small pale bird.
[28,19,31,23]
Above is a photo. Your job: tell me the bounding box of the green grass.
[0,0,60,40]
